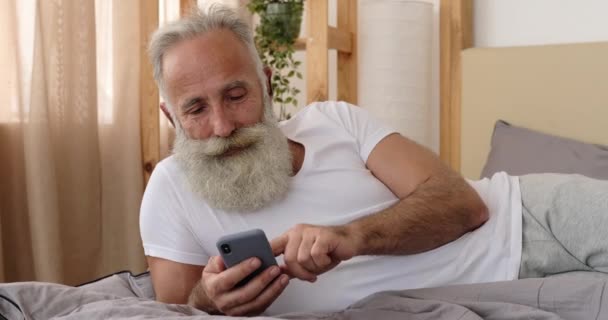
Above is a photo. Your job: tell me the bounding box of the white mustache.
[172,92,292,211]
[200,123,267,156]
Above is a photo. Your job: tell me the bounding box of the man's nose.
[210,106,235,138]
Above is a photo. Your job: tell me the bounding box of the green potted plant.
[248,0,304,120]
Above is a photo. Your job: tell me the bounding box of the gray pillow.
[481,120,608,180]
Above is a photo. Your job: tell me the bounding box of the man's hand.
[192,255,289,316]
[271,224,359,282]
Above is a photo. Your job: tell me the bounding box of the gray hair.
[148,5,266,112]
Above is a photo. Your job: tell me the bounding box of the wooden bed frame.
[439,0,608,178]
[138,0,357,186]
[439,0,473,171]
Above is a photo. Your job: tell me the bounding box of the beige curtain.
[0,0,150,285]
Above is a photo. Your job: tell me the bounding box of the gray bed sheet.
[1,271,607,319]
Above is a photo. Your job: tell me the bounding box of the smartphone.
[216,229,278,287]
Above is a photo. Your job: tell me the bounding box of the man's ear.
[160,102,175,128]
[263,66,273,97]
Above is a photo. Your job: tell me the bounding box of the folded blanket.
[1,271,607,319]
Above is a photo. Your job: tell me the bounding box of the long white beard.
[172,100,293,212]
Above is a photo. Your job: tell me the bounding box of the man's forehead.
[162,30,256,97]
[163,31,245,76]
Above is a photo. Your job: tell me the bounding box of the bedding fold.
[1,271,607,319]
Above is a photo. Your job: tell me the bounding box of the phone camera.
[220,244,231,254]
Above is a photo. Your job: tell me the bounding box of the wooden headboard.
[439,0,608,178]
[460,42,608,178]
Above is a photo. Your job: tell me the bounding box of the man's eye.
[229,94,245,101]
[190,106,205,114]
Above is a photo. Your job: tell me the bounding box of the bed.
[1,270,608,319]
[459,42,608,179]
[3,0,608,319]
[439,1,608,178]
[3,48,608,320]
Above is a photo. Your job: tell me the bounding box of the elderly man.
[140,7,608,317]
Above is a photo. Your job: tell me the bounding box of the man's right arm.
[146,256,207,306]
[141,163,288,315]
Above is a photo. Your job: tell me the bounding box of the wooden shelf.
[305,0,357,104]
[295,27,353,53]
[294,38,307,50]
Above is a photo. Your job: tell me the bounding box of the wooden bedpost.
[306,0,329,103]
[439,0,473,171]
[337,0,357,105]
[140,0,195,187]
[139,0,160,186]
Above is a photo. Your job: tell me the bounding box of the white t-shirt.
[140,101,522,315]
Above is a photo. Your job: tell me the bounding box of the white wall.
[475,0,608,47]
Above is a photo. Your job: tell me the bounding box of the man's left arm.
[348,132,489,255]
[271,133,489,282]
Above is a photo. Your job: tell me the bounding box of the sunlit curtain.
[0,0,151,285]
